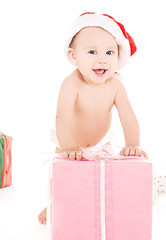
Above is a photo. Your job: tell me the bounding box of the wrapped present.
[0,132,12,188]
[51,155,152,240]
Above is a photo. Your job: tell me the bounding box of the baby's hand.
[63,149,84,160]
[120,146,148,159]
[56,147,84,160]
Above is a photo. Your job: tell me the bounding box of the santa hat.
[65,12,137,70]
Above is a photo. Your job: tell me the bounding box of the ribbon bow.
[82,143,114,161]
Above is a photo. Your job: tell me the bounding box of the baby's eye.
[106,51,113,55]
[89,50,97,55]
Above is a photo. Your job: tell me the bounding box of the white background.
[0,0,166,239]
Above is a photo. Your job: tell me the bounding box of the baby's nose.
[98,55,107,64]
[98,60,107,64]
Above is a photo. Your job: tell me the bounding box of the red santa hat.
[65,12,137,70]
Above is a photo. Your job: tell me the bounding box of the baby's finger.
[69,151,76,160]
[123,147,130,156]
[63,152,69,159]
[76,151,83,160]
[129,148,135,156]
[141,150,148,159]
[120,147,125,156]
[135,148,141,157]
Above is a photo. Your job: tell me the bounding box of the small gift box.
[0,132,12,188]
[51,155,152,240]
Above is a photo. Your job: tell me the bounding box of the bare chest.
[75,86,115,116]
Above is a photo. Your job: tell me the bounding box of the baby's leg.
[38,207,47,224]
[38,151,56,225]
[38,174,52,224]
[38,177,52,225]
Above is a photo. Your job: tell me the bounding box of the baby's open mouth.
[93,69,108,75]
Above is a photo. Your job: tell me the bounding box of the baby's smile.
[92,68,108,76]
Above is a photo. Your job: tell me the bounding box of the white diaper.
[49,128,61,148]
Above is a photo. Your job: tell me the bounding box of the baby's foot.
[38,207,47,224]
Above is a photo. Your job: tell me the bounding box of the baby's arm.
[56,77,83,160]
[114,80,148,158]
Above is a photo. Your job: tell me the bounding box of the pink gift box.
[51,157,152,240]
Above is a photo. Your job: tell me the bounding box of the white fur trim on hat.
[64,12,137,70]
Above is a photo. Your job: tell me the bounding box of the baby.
[38,12,148,224]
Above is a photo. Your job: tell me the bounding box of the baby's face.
[69,27,118,84]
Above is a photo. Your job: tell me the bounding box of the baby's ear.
[68,48,77,66]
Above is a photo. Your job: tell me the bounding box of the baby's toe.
[38,213,46,225]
